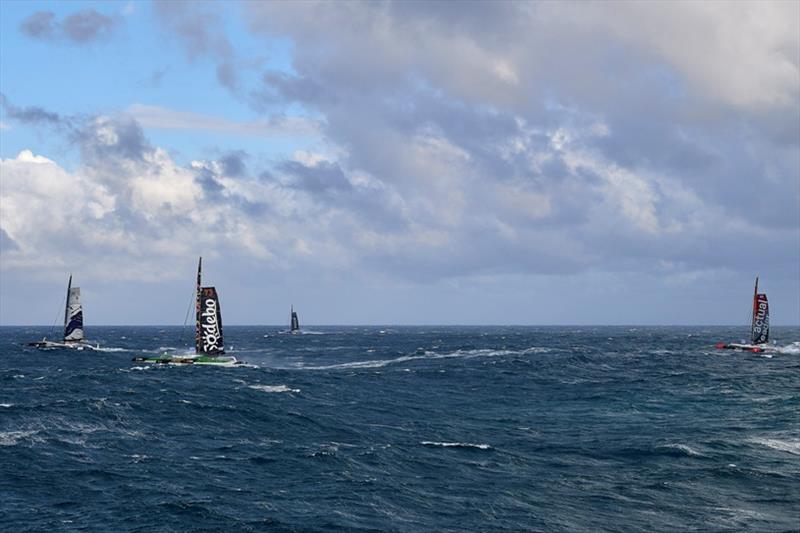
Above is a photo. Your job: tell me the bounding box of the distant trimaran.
[290,305,300,334]
[716,276,771,353]
[28,275,100,351]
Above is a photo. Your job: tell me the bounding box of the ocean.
[1,326,798,532]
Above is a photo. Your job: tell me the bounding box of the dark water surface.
[2,326,799,532]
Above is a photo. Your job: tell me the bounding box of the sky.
[0,0,798,326]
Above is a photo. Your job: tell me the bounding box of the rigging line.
[179,288,195,348]
[51,292,66,339]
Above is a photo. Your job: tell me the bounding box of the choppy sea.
[1,326,799,532]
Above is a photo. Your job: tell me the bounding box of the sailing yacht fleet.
[26,268,780,363]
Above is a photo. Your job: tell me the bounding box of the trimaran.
[133,257,244,366]
[28,275,100,351]
[290,305,300,334]
[715,276,772,353]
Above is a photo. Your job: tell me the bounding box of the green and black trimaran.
[133,257,244,366]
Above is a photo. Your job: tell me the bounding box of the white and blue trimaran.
[133,257,244,366]
[28,275,100,351]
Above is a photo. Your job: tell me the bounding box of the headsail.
[63,275,84,342]
[290,305,300,332]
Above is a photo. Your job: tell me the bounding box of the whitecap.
[0,403,13,408]
[421,441,492,450]
[298,346,552,371]
[658,443,704,457]
[776,342,800,355]
[749,437,800,455]
[0,429,41,446]
[248,384,300,393]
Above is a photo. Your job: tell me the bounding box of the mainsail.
[63,275,84,342]
[195,257,225,355]
[290,305,300,332]
[750,277,769,344]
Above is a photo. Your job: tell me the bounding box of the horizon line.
[2,324,799,328]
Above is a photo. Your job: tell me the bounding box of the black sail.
[197,286,225,355]
[751,293,769,344]
[291,307,300,332]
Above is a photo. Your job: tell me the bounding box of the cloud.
[19,9,117,44]
[125,103,321,137]
[3,2,798,320]
[1,93,64,127]
[227,1,798,282]
[153,0,239,91]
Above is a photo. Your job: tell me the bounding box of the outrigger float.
[132,257,244,366]
[715,276,771,353]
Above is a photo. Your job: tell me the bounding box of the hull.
[715,342,769,353]
[27,340,100,351]
[132,355,243,366]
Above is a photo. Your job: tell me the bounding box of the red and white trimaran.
[715,276,771,353]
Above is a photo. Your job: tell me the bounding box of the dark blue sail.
[63,279,84,342]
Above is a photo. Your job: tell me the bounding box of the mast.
[195,257,202,354]
[751,276,758,340]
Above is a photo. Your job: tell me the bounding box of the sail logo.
[753,302,768,333]
[201,298,221,351]
[752,294,769,343]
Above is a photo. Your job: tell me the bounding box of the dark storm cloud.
[19,9,116,44]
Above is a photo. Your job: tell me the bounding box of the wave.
[248,384,300,393]
[749,437,800,456]
[656,443,705,457]
[776,342,800,355]
[0,403,13,408]
[421,441,492,450]
[0,429,42,447]
[298,346,552,371]
[93,346,128,353]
